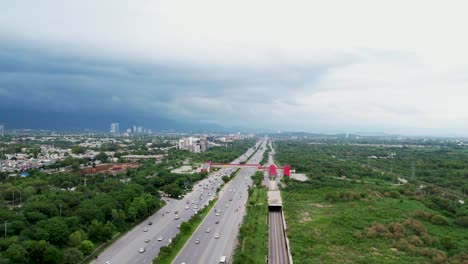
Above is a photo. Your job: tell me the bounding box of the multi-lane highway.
[268,209,289,264]
[93,140,264,264]
[172,139,268,264]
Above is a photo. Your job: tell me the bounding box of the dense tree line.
[0,157,212,263]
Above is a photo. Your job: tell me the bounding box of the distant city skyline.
[1,1,468,136]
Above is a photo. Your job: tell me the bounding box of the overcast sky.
[1,0,468,135]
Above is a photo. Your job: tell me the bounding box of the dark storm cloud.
[0,40,348,131]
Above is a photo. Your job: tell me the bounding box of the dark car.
[148,221,153,225]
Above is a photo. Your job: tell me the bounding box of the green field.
[232,186,268,264]
[275,140,468,264]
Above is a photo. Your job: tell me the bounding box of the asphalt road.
[93,141,263,264]
[172,139,268,264]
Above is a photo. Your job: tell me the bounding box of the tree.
[79,240,94,255]
[162,183,182,198]
[68,231,83,247]
[43,244,62,264]
[4,243,27,264]
[96,152,109,163]
[62,247,83,264]
[43,217,70,246]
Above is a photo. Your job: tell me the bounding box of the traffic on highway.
[93,139,266,264]
[173,138,268,264]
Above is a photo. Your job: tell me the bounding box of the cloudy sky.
[1,0,468,135]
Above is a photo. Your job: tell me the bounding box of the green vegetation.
[275,140,468,264]
[190,139,256,164]
[0,156,213,264]
[232,173,268,264]
[153,199,216,264]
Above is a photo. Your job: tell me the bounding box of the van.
[219,256,227,263]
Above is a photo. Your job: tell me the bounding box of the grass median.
[232,186,268,264]
[153,198,216,264]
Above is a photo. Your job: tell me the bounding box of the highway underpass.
[268,191,291,264]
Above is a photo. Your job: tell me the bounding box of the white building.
[110,123,119,134]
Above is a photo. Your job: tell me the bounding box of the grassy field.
[232,187,268,264]
[282,180,468,264]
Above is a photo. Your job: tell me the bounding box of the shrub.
[454,216,468,228]
[430,215,449,226]
[403,219,427,235]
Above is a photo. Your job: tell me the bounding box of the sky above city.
[1,0,468,135]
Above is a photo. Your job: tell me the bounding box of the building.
[0,124,4,135]
[121,154,164,163]
[178,136,210,153]
[110,123,119,134]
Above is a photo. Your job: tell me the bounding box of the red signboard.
[283,165,290,176]
[269,165,276,176]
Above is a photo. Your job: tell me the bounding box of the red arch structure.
[203,162,291,177]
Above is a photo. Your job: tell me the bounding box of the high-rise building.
[137,126,143,133]
[110,123,119,134]
[0,124,4,135]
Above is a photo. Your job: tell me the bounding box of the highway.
[92,141,263,264]
[172,138,268,264]
[268,209,289,264]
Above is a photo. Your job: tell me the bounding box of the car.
[105,262,112,264]
[215,220,219,224]
[192,201,195,204]
[148,221,152,225]
[229,198,233,201]
[226,204,230,207]
[214,233,220,239]
[143,227,148,232]
[185,206,189,210]
[194,205,198,209]
[177,224,181,228]
[208,193,211,196]
[157,236,163,241]
[205,228,211,233]
[139,247,146,253]
[195,238,200,244]
[166,209,170,213]
[144,238,150,243]
[216,212,220,216]
[174,215,180,220]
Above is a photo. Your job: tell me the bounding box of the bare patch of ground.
[290,173,308,181]
[300,211,311,222]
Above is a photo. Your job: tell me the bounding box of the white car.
[157,236,164,241]
[144,238,150,243]
[215,212,220,216]
[195,238,200,244]
[165,209,170,213]
[226,204,230,207]
[205,228,211,233]
[174,215,180,220]
[143,228,148,232]
[139,248,146,253]
[185,206,189,210]
[214,233,220,239]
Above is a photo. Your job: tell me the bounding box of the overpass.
[202,162,291,177]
